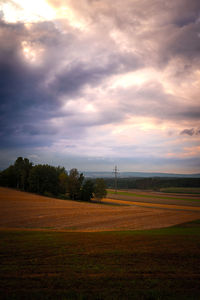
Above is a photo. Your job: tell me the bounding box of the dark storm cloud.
[180,128,200,136]
[181,109,200,120]
[180,128,195,136]
[0,21,54,103]
[51,52,142,96]
[165,23,200,62]
[98,0,200,68]
[0,21,66,147]
[51,62,121,96]
[0,15,144,148]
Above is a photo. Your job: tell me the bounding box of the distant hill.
[83,171,200,178]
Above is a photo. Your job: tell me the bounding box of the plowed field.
[1,187,200,231]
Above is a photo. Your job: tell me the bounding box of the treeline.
[0,157,107,201]
[103,177,200,190]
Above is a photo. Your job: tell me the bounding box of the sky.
[0,0,200,173]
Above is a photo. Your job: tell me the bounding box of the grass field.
[0,221,200,299]
[159,187,200,194]
[107,189,200,202]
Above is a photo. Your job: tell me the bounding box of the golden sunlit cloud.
[47,0,89,29]
[62,98,97,114]
[1,0,56,23]
[111,117,161,143]
[55,6,88,31]
[110,68,162,88]
[1,0,88,31]
[21,41,45,64]
[109,66,185,97]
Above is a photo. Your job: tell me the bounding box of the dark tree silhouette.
[94,178,107,201]
[81,179,94,201]
[68,168,84,200]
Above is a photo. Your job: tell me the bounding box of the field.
[0,187,200,231]
[1,224,200,300]
[0,187,200,299]
[159,187,200,194]
[107,189,200,207]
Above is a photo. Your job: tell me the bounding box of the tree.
[0,157,33,190]
[14,157,33,190]
[81,180,94,201]
[68,168,84,200]
[22,158,33,191]
[58,172,68,194]
[29,164,59,195]
[94,178,107,201]
[0,165,17,188]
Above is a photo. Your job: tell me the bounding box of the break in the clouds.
[0,0,200,173]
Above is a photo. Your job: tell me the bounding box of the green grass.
[160,187,200,194]
[107,190,200,202]
[0,221,200,299]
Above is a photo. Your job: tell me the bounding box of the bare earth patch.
[0,187,200,231]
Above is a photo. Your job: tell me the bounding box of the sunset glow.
[2,0,55,23]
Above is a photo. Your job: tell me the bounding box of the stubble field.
[0,187,200,231]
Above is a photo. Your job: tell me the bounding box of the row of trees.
[0,157,107,201]
[104,176,200,190]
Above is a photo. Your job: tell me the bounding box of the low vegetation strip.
[160,187,200,194]
[0,222,200,299]
[107,189,200,202]
[103,198,200,211]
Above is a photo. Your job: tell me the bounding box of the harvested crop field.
[1,187,200,231]
[107,189,200,206]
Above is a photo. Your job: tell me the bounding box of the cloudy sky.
[0,0,200,173]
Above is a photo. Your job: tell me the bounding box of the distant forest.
[0,157,107,202]
[102,177,200,190]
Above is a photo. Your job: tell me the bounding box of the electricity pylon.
[113,165,119,194]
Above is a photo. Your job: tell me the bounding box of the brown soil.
[1,187,200,231]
